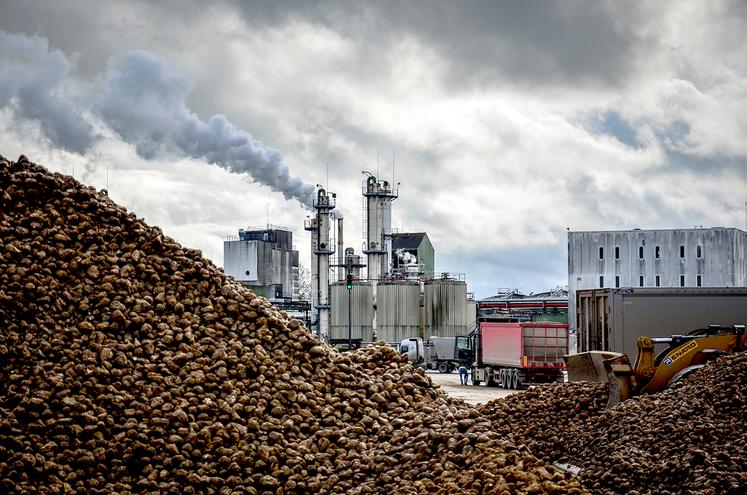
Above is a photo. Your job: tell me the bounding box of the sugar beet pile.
[1,155,745,495]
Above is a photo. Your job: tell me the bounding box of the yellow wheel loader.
[564,325,746,407]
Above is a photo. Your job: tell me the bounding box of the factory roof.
[391,232,428,250]
[479,286,568,303]
[568,227,745,234]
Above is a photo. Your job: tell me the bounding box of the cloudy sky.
[1,0,746,298]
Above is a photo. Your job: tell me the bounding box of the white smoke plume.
[95,51,315,208]
[0,31,315,208]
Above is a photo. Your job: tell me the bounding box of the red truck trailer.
[470,321,568,388]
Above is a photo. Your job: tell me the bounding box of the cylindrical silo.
[465,299,478,331]
[424,279,468,337]
[329,281,374,344]
[376,281,421,343]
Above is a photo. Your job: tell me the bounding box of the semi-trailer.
[575,287,747,360]
[470,321,568,389]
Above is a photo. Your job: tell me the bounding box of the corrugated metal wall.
[329,282,374,342]
[424,280,468,337]
[377,282,421,343]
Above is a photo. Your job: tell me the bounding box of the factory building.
[391,232,435,278]
[478,287,568,323]
[294,173,471,347]
[568,227,747,333]
[223,225,299,300]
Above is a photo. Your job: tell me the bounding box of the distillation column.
[303,217,319,334]
[314,188,335,338]
[362,175,398,340]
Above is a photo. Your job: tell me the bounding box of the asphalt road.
[426,370,521,405]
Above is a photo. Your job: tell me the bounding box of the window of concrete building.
[615,246,620,259]
[639,246,644,259]
[680,275,685,286]
[680,245,685,258]
[599,276,604,287]
[697,275,702,287]
[599,247,604,260]
[697,245,702,258]
[639,275,644,287]
[655,275,661,287]
[655,246,660,259]
[615,275,620,288]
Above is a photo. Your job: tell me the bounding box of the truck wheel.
[498,369,506,388]
[511,370,519,390]
[438,362,450,374]
[486,368,496,387]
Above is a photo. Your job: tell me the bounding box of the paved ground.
[426,370,521,406]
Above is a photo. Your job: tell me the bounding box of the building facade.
[223,226,299,300]
[390,232,435,278]
[568,227,747,332]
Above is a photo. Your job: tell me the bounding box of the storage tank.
[465,299,478,331]
[329,281,374,344]
[376,281,421,343]
[425,279,468,337]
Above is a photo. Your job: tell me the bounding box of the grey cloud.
[231,0,646,90]
[658,151,747,179]
[0,31,98,153]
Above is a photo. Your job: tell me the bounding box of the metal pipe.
[337,217,344,281]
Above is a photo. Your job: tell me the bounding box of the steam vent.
[1,155,746,494]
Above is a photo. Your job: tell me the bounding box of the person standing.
[458,364,469,385]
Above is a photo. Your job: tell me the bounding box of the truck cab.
[398,338,425,366]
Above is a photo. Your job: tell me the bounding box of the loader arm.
[565,325,746,407]
[640,331,747,394]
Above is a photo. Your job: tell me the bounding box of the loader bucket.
[564,351,623,383]
[564,351,635,408]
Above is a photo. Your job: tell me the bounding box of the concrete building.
[223,225,299,299]
[568,227,747,332]
[391,232,435,278]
